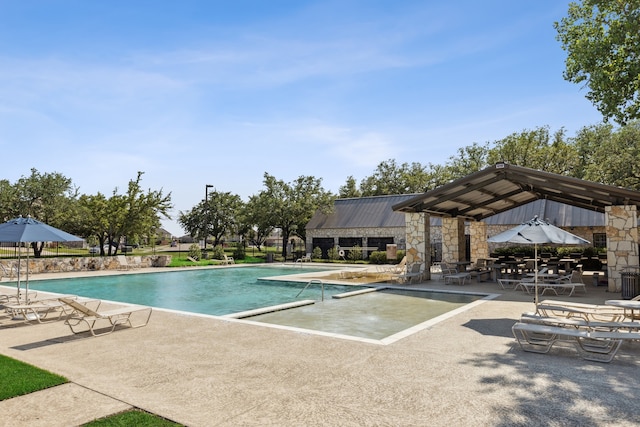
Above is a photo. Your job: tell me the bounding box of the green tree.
[580,121,640,189]
[101,173,171,254]
[0,179,19,222]
[486,126,579,175]
[444,142,490,180]
[242,194,274,252]
[338,176,361,198]
[569,122,615,180]
[555,0,640,124]
[73,193,110,254]
[178,189,242,248]
[11,169,78,257]
[358,159,433,196]
[255,173,334,257]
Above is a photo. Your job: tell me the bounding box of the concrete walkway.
[1,269,639,426]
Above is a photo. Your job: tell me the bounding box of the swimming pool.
[26,266,495,343]
[27,266,356,316]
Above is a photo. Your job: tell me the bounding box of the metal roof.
[306,194,442,230]
[483,199,605,227]
[307,195,605,231]
[392,162,640,220]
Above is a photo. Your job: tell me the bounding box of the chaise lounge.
[58,297,152,336]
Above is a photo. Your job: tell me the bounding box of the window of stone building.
[592,233,606,248]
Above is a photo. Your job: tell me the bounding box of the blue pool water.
[28,266,356,316]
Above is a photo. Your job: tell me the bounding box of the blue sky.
[0,1,604,236]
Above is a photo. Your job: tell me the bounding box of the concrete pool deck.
[1,266,639,426]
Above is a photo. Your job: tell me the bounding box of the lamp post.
[204,184,214,250]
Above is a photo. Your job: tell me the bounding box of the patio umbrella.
[487,216,590,307]
[0,216,83,303]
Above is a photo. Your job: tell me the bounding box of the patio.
[1,268,639,426]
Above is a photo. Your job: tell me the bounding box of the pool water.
[248,289,482,341]
[28,266,354,316]
[27,266,491,343]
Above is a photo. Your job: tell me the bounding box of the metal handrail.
[295,279,324,301]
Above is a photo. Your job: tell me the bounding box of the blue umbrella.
[0,216,83,303]
[488,216,590,307]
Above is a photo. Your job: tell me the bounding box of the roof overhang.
[392,162,640,221]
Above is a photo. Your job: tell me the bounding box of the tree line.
[338,122,640,198]
[5,121,637,259]
[0,171,171,257]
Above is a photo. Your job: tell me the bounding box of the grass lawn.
[0,353,68,400]
[0,355,181,425]
[83,409,182,426]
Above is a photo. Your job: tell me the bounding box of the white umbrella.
[0,216,83,303]
[487,216,590,307]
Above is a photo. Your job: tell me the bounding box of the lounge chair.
[58,297,152,336]
[3,295,95,323]
[296,253,312,263]
[439,262,457,276]
[386,256,407,274]
[220,255,235,265]
[1,289,38,305]
[536,300,632,322]
[0,264,17,281]
[392,263,423,284]
[444,271,471,285]
[512,321,640,362]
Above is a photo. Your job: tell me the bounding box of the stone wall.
[0,255,172,276]
[469,221,489,263]
[405,212,431,280]
[605,205,639,292]
[441,217,466,263]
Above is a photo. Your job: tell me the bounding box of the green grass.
[83,409,183,426]
[0,354,68,400]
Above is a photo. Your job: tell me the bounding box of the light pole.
[204,184,213,250]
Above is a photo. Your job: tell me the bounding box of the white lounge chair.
[3,295,95,323]
[0,264,17,281]
[220,255,235,265]
[58,297,152,336]
[536,300,631,322]
[1,289,38,305]
[512,321,640,362]
[296,253,312,263]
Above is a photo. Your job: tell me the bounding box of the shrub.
[211,245,225,260]
[233,244,246,260]
[188,244,202,261]
[327,247,339,261]
[312,246,322,260]
[369,251,387,264]
[347,245,362,261]
[396,250,405,263]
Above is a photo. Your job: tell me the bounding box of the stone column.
[469,221,489,263]
[605,205,639,292]
[441,217,466,262]
[405,212,431,280]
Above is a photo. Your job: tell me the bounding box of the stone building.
[305,163,640,293]
[305,195,605,262]
[305,194,442,259]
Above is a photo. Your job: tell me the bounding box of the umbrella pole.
[534,244,539,311]
[25,243,30,304]
[16,247,21,301]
